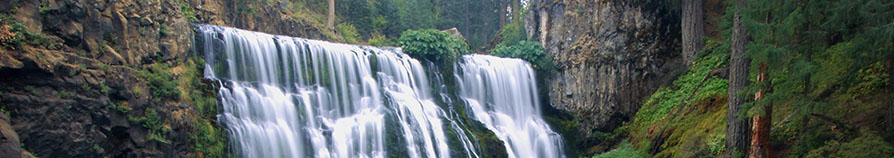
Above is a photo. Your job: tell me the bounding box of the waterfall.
[195,24,564,158]
[456,54,566,158]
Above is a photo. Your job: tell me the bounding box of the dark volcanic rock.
[526,0,682,147]
[0,0,337,157]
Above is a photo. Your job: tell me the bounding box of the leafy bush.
[368,33,395,47]
[128,108,170,143]
[398,29,470,62]
[23,86,38,95]
[337,24,361,44]
[1,17,50,49]
[489,41,554,73]
[140,64,181,103]
[179,0,198,22]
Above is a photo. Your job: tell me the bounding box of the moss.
[592,141,648,158]
[623,40,730,157]
[190,119,228,158]
[177,57,229,158]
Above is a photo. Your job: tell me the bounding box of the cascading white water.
[456,54,566,158]
[196,25,475,158]
[195,24,565,158]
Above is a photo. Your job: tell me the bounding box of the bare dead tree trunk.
[682,0,705,66]
[326,0,335,28]
[727,0,751,157]
[749,63,771,158]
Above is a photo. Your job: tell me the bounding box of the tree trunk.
[749,63,771,158]
[888,53,894,132]
[499,0,508,28]
[682,0,705,66]
[511,0,521,21]
[727,0,751,157]
[326,0,335,28]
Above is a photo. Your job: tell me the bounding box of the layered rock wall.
[0,0,334,157]
[526,0,682,145]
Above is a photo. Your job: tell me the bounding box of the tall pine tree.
[727,0,751,157]
[682,0,705,66]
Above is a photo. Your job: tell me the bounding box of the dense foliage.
[608,0,894,157]
[330,0,503,48]
[490,41,554,73]
[398,29,470,63]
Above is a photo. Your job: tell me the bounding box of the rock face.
[0,0,335,157]
[525,0,682,145]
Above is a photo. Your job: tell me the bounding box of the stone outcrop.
[0,0,336,157]
[526,0,682,146]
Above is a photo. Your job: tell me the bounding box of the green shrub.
[128,108,170,143]
[337,24,361,44]
[100,82,111,95]
[140,64,181,103]
[1,17,49,49]
[368,33,395,47]
[398,29,470,63]
[159,24,170,36]
[180,0,198,22]
[489,41,554,73]
[114,101,132,113]
[58,90,69,98]
[23,86,38,95]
